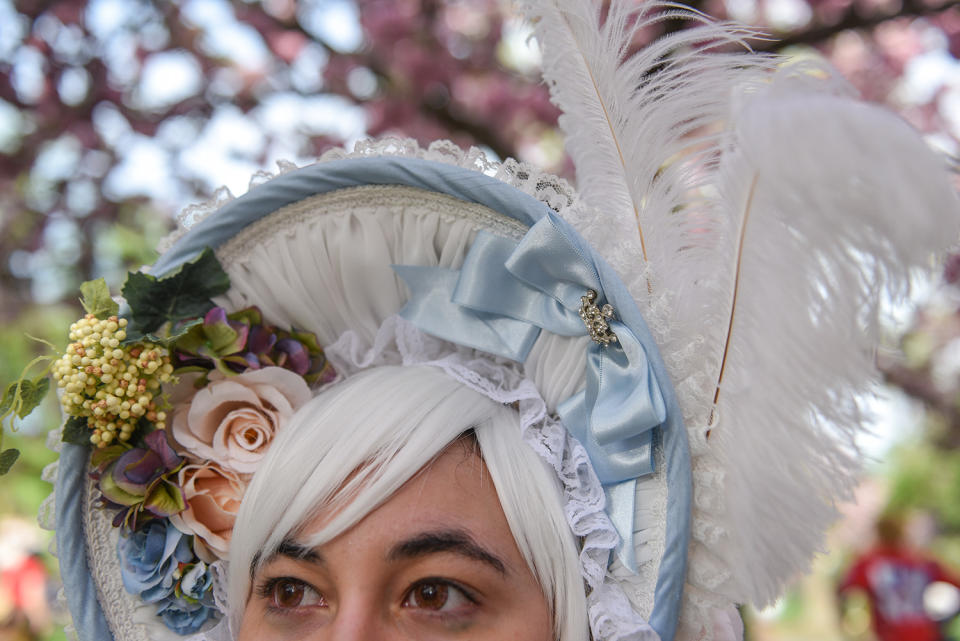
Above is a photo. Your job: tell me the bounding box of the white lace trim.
[323,315,658,641]
[38,427,211,641]
[158,137,695,639]
[187,316,656,641]
[39,137,738,640]
[158,138,578,253]
[561,175,738,638]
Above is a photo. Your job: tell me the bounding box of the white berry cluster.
[52,314,175,448]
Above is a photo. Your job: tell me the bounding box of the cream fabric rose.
[168,462,246,562]
[171,366,311,473]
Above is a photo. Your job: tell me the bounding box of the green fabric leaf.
[99,467,143,507]
[286,328,323,353]
[125,318,204,346]
[205,321,243,354]
[18,378,48,419]
[0,449,20,475]
[144,478,186,516]
[228,307,262,326]
[121,248,230,335]
[172,324,207,355]
[0,377,51,421]
[80,278,120,319]
[62,416,92,446]
[0,382,15,417]
[91,444,129,469]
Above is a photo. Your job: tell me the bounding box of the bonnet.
[24,0,960,640]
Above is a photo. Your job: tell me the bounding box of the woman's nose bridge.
[326,587,397,641]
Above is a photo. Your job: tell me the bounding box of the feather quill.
[519,0,960,634]
[699,64,960,604]
[516,0,769,300]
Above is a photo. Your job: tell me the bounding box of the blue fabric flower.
[157,595,216,635]
[180,562,214,601]
[117,520,193,603]
[157,562,217,634]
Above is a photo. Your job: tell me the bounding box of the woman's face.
[238,443,554,641]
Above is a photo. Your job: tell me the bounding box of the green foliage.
[0,376,50,420]
[0,431,60,516]
[61,416,92,447]
[122,248,230,342]
[141,317,205,345]
[0,306,76,435]
[0,362,54,475]
[91,444,128,468]
[143,478,187,516]
[98,206,167,268]
[0,305,77,480]
[885,441,960,533]
[80,277,120,318]
[0,448,20,474]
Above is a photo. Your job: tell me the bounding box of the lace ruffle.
[156,138,690,639]
[63,137,735,640]
[323,315,659,641]
[565,193,741,640]
[158,138,579,254]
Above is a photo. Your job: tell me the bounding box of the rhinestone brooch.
[579,290,617,346]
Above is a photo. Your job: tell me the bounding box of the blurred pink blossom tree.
[2,0,959,320]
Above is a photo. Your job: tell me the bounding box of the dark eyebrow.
[387,529,507,575]
[250,538,325,578]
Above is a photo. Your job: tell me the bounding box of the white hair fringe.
[227,365,588,641]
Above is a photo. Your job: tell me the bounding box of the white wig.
[228,364,589,640]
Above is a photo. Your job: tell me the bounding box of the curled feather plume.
[517,0,770,294]
[700,63,960,605]
[519,0,960,636]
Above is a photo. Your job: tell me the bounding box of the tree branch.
[753,0,960,51]
[228,0,518,159]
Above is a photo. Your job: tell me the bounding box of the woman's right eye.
[258,577,326,611]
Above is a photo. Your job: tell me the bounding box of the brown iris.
[408,582,449,610]
[272,580,307,608]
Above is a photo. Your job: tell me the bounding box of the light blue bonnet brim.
[56,156,692,641]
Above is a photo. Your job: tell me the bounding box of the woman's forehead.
[308,445,494,536]
[284,445,525,574]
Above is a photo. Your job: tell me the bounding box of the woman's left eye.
[402,580,475,612]
[259,577,325,611]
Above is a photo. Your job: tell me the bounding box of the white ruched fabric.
[188,315,656,641]
[194,181,660,640]
[46,141,672,641]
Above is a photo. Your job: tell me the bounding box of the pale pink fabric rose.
[171,366,311,474]
[169,462,246,562]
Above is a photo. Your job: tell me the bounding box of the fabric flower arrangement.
[2,249,336,634]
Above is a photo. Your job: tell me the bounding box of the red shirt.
[840,545,960,641]
[0,554,47,610]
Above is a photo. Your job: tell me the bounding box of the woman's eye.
[402,580,473,612]
[263,578,325,610]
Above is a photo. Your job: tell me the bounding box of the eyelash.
[256,577,326,616]
[404,577,479,612]
[253,576,479,616]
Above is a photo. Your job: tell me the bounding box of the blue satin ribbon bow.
[394,212,667,572]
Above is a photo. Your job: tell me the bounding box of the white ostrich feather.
[696,63,960,605]
[517,0,960,630]
[516,0,770,297]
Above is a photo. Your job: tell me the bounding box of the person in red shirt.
[0,551,51,640]
[839,514,960,641]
